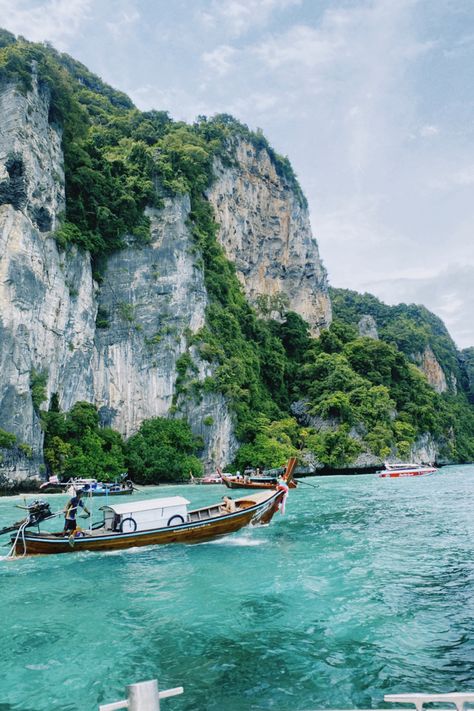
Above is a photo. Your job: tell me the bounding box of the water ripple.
[0,466,473,709]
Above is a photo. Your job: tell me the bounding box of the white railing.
[99,679,183,711]
[99,685,474,711]
[313,691,474,711]
[384,692,474,711]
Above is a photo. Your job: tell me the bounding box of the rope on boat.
[6,509,63,559]
[294,479,319,489]
[7,520,29,558]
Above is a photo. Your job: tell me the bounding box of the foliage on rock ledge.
[42,399,202,484]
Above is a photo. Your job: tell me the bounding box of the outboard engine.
[26,500,52,526]
[0,499,53,537]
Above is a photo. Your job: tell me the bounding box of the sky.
[1,0,474,348]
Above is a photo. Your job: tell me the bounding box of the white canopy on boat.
[102,496,190,515]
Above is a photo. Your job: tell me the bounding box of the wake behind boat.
[8,489,285,556]
[378,462,437,478]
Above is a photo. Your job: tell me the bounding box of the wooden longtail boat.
[10,489,285,556]
[190,473,223,485]
[221,475,297,490]
[222,457,298,490]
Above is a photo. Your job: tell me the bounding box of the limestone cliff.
[3,81,336,481]
[92,196,238,469]
[358,315,378,339]
[0,79,95,482]
[206,140,332,335]
[415,345,448,394]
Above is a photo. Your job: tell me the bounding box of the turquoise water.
[1,465,473,711]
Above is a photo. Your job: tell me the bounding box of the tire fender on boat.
[119,517,137,533]
[167,514,185,527]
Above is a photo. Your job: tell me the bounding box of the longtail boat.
[221,475,297,490]
[190,473,223,485]
[40,476,136,496]
[9,489,285,556]
[222,457,298,490]
[66,478,135,496]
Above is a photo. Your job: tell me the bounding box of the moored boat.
[39,475,135,495]
[377,462,437,478]
[190,473,223,485]
[221,474,297,490]
[222,457,298,490]
[9,489,285,556]
[65,478,135,496]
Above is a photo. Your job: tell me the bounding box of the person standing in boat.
[63,489,90,537]
[276,473,290,515]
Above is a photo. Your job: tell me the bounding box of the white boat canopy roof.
[102,496,190,515]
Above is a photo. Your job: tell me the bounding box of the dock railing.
[384,693,474,711]
[312,691,474,711]
[99,685,474,711]
[99,679,183,711]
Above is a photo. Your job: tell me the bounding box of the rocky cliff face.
[0,79,95,482]
[207,140,332,335]
[92,196,238,468]
[460,347,474,402]
[415,346,448,394]
[358,315,379,339]
[4,83,338,480]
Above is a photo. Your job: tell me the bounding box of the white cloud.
[428,164,474,191]
[252,22,343,70]
[106,7,140,40]
[202,45,237,77]
[419,124,440,137]
[198,0,302,37]
[0,0,92,48]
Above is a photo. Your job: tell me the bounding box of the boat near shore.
[190,473,223,485]
[39,476,135,496]
[9,489,285,556]
[221,474,298,490]
[377,462,437,478]
[222,457,298,490]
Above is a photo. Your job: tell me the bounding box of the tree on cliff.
[125,418,203,483]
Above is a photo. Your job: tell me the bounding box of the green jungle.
[1,29,474,483]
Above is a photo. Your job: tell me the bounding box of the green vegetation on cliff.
[0,32,305,260]
[42,400,126,481]
[42,400,202,484]
[330,287,463,386]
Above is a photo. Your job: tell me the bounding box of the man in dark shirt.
[63,490,90,536]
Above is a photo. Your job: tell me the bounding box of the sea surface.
[0,465,473,711]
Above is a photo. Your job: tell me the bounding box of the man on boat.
[63,489,90,538]
[221,496,236,513]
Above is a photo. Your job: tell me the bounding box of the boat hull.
[222,475,297,490]
[12,490,285,556]
[378,468,436,478]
